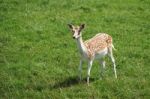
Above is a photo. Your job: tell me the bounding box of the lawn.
[0,0,150,98]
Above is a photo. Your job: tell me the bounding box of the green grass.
[0,0,150,98]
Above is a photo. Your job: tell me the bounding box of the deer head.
[68,24,85,39]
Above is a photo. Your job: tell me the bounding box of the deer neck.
[76,36,87,56]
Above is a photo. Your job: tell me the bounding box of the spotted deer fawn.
[68,24,117,85]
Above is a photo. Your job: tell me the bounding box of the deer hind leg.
[99,58,105,79]
[108,46,117,78]
[87,60,93,85]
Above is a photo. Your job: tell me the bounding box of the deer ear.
[80,24,85,30]
[68,24,73,29]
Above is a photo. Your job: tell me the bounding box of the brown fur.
[84,33,112,58]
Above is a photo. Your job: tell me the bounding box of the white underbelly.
[94,48,108,59]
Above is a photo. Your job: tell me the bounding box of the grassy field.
[0,0,150,98]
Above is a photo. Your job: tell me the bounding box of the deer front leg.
[87,60,93,85]
[78,59,82,81]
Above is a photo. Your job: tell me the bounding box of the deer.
[68,24,117,85]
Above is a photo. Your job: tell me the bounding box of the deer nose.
[73,36,75,39]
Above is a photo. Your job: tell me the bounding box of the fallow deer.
[68,24,117,85]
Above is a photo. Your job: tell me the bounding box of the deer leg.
[108,47,117,78]
[78,59,82,81]
[100,59,105,79]
[111,55,117,78]
[87,60,93,85]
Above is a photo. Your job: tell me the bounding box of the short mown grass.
[0,0,150,98]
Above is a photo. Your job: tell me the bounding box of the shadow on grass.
[52,76,95,89]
